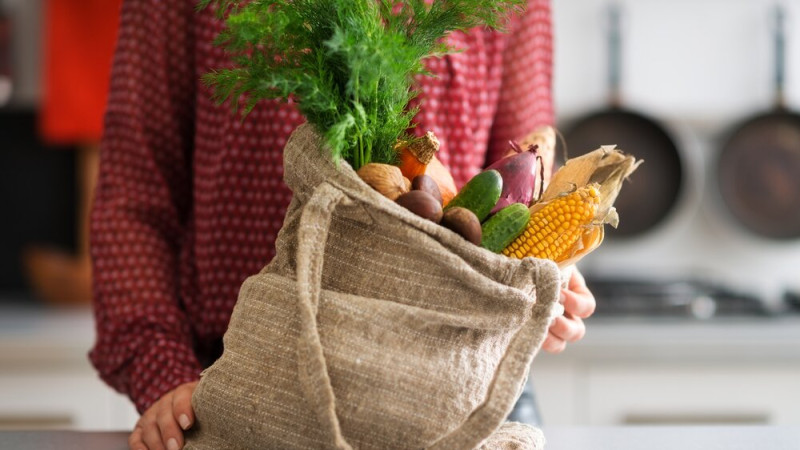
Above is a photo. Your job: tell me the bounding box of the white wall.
[553,0,800,121]
[553,0,800,307]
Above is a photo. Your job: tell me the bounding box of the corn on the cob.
[502,184,600,263]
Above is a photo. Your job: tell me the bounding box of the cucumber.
[444,170,502,222]
[481,203,531,253]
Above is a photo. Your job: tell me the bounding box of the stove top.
[584,277,774,319]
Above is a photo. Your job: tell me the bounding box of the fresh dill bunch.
[199,0,524,170]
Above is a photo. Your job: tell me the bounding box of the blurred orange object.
[29,0,120,305]
[40,0,122,143]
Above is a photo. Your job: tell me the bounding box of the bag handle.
[295,181,560,450]
[295,181,353,450]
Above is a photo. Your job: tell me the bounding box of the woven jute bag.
[185,123,562,449]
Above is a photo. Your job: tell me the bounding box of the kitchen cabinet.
[531,317,800,426]
[3,307,800,430]
[583,363,800,425]
[0,370,138,430]
[0,307,138,430]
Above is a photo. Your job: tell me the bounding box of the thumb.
[172,381,199,430]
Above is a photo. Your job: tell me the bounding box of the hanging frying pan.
[562,4,683,238]
[716,6,800,240]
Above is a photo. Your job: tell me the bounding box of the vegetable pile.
[201,0,641,267]
[382,126,641,269]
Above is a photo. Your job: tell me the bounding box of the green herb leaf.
[201,0,524,170]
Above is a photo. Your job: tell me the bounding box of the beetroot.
[485,141,543,214]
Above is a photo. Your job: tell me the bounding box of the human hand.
[129,380,199,450]
[543,268,596,354]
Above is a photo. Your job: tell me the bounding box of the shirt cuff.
[128,338,204,413]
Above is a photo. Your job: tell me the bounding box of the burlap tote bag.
[185,124,563,449]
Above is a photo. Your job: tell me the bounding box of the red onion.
[485,141,543,214]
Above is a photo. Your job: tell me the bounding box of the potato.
[440,207,482,245]
[411,174,443,205]
[396,190,443,223]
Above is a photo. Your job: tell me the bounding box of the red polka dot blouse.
[90,0,554,413]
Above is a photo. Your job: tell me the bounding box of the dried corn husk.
[541,145,641,220]
[533,145,641,267]
[519,125,557,183]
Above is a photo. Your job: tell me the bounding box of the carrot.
[396,131,457,206]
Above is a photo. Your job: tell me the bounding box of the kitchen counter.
[2,426,799,449]
[3,306,800,364]
[0,431,127,450]
[543,426,800,449]
[544,315,800,363]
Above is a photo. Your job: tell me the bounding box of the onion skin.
[357,163,410,201]
[485,143,541,214]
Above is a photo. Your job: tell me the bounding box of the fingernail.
[167,438,180,450]
[179,414,191,430]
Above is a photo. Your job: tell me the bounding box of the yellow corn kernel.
[502,185,600,262]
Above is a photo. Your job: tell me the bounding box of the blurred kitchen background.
[1,0,799,431]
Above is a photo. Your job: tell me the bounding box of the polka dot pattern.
[89,0,553,413]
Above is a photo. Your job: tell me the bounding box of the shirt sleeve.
[88,0,202,413]
[487,0,555,177]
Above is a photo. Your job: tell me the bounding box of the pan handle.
[773,5,786,109]
[607,3,623,108]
